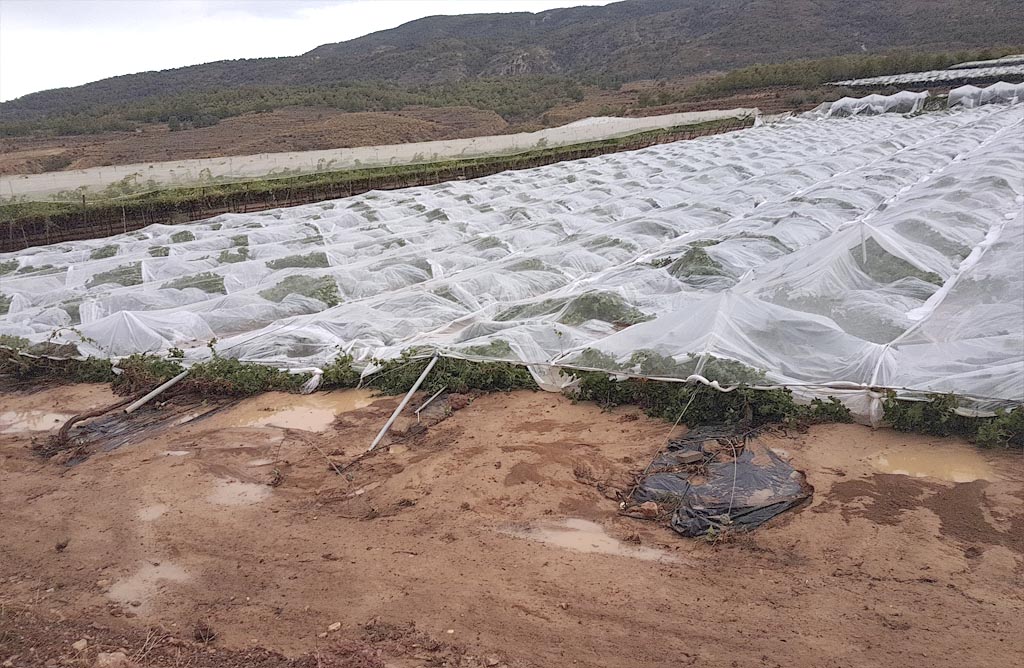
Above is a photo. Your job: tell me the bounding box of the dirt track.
[1,386,1022,667]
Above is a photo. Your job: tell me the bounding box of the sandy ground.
[1,385,1022,667]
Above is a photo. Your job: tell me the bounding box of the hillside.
[3,0,1021,126]
[305,0,1022,82]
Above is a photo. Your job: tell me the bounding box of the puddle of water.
[0,410,73,434]
[107,562,189,609]
[136,504,168,522]
[223,389,376,432]
[207,479,271,506]
[507,518,676,563]
[872,444,994,483]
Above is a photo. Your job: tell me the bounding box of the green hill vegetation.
[2,0,1021,137]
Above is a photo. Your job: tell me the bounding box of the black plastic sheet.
[632,426,810,537]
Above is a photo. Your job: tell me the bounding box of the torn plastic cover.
[632,427,810,537]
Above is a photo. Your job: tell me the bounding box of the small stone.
[486,656,501,666]
[129,600,141,607]
[638,501,659,519]
[4,657,17,668]
[317,632,328,639]
[327,622,341,632]
[95,651,132,668]
[96,579,110,588]
[72,639,88,652]
[446,629,454,634]
[674,450,704,465]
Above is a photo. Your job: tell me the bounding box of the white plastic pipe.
[368,355,438,452]
[415,385,448,422]
[123,370,189,414]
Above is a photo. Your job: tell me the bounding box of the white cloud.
[0,0,616,101]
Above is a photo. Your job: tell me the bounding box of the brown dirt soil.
[0,106,509,175]
[1,386,1022,667]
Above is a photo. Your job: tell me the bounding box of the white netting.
[948,54,1024,70]
[831,64,1024,87]
[949,81,1024,108]
[810,91,929,117]
[2,101,1022,418]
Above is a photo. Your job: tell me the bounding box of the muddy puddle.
[219,389,376,432]
[107,562,189,610]
[0,410,72,434]
[871,442,995,483]
[506,518,678,563]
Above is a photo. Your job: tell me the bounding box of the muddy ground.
[1,385,1022,667]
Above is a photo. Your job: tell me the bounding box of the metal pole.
[368,355,439,452]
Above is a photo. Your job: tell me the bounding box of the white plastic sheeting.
[0,108,755,203]
[2,102,1022,418]
[949,54,1024,69]
[810,91,929,118]
[949,81,1024,108]
[831,65,1024,87]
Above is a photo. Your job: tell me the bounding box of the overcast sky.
[0,0,616,102]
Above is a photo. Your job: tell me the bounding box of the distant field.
[0,107,511,176]
[4,48,1019,177]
